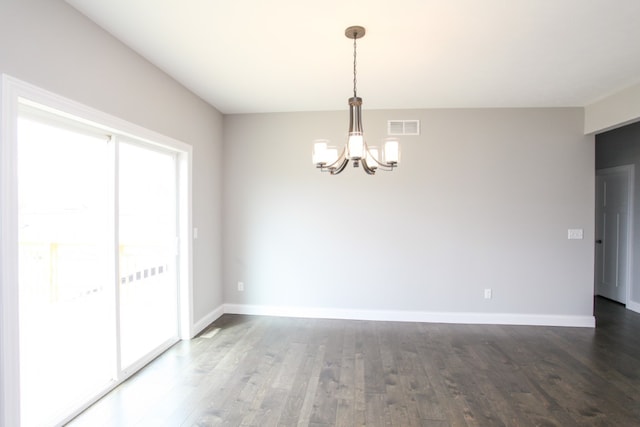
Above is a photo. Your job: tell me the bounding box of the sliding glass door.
[16,107,181,426]
[118,140,178,370]
[17,115,116,426]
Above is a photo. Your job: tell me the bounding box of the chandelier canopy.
[312,26,400,175]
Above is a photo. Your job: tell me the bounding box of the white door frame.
[0,75,194,426]
[595,165,635,310]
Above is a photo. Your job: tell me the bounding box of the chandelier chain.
[353,34,357,98]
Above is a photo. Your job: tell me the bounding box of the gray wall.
[223,108,595,318]
[0,1,600,324]
[596,121,640,306]
[0,0,224,324]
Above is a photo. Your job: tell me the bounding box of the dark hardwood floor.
[69,297,640,426]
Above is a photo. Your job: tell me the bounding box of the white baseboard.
[627,300,640,314]
[191,304,225,338]
[223,303,595,328]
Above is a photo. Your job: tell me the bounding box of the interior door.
[595,166,632,303]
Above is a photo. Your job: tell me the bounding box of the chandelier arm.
[366,151,397,170]
[316,146,347,172]
[325,146,347,169]
[361,159,377,175]
[363,142,398,171]
[372,162,397,172]
[330,157,349,175]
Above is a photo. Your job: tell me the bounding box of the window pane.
[118,141,178,369]
[18,116,116,426]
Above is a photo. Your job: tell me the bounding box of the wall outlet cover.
[568,229,584,240]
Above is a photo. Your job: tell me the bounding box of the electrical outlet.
[237,281,244,292]
[568,229,584,240]
[484,288,492,299]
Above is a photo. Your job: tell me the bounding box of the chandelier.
[312,26,400,175]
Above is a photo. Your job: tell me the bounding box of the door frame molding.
[595,164,636,311]
[0,76,22,427]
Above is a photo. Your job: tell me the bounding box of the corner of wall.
[585,82,640,134]
[191,305,225,338]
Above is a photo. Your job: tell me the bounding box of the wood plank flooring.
[69,297,640,426]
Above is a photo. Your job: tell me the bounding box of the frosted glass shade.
[384,138,400,164]
[312,140,329,165]
[347,133,364,159]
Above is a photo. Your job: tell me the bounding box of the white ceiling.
[65,0,640,114]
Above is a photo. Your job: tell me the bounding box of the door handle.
[596,239,603,244]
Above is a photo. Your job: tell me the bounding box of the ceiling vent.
[387,120,420,136]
